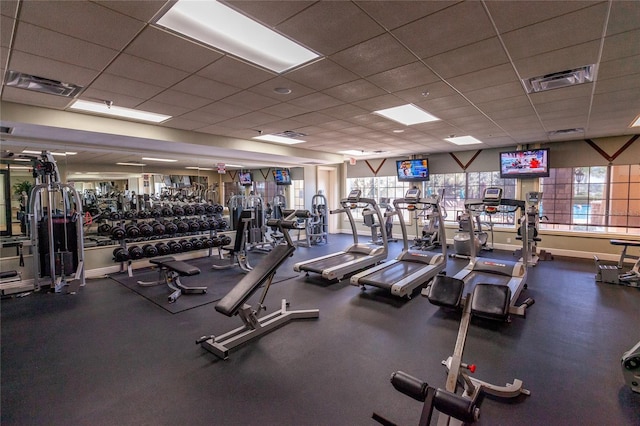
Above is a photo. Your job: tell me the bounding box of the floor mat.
[109,256,298,314]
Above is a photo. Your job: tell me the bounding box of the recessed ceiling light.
[253,134,305,144]
[224,164,244,168]
[373,104,440,126]
[141,157,177,162]
[274,87,292,94]
[70,100,171,123]
[393,129,405,133]
[116,162,147,167]
[22,150,76,156]
[186,166,214,171]
[155,0,320,73]
[444,136,483,145]
[631,114,640,127]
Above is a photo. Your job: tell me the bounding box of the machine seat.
[471,284,511,321]
[150,256,200,276]
[426,274,464,309]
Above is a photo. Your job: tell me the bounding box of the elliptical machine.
[451,205,493,260]
[516,191,550,266]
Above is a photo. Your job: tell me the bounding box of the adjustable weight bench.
[137,256,207,303]
[197,219,319,360]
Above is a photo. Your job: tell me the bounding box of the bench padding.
[471,284,510,320]
[150,256,200,276]
[427,275,464,308]
[216,244,294,317]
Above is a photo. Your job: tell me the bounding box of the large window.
[540,165,639,234]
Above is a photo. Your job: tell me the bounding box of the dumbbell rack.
[108,203,230,277]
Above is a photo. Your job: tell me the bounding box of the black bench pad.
[150,256,200,276]
[471,284,510,320]
[427,275,464,308]
[216,244,294,317]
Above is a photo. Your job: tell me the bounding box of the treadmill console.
[347,189,362,203]
[483,187,503,206]
[404,188,421,203]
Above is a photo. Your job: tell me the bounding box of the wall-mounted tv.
[272,168,292,185]
[238,171,253,186]
[396,159,429,182]
[499,148,550,179]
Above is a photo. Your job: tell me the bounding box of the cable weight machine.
[28,151,85,293]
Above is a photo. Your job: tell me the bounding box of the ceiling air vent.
[522,65,596,94]
[274,130,307,139]
[0,126,12,134]
[4,71,83,97]
[548,128,584,136]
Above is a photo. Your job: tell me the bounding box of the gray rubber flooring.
[2,235,639,425]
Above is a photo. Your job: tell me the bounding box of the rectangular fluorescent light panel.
[70,100,171,123]
[22,150,76,156]
[141,157,177,163]
[253,134,305,145]
[186,166,214,171]
[374,104,440,126]
[156,0,319,73]
[116,162,147,166]
[339,150,372,156]
[445,136,483,145]
[631,114,640,127]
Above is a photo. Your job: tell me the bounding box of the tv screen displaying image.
[239,171,252,186]
[272,168,292,185]
[396,159,429,181]
[500,148,550,179]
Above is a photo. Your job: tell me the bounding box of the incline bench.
[138,256,207,303]
[197,218,319,359]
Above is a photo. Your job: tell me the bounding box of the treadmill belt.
[359,261,426,290]
[300,252,369,274]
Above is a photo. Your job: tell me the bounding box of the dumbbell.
[124,210,136,220]
[168,241,182,254]
[155,242,171,256]
[142,244,158,258]
[194,204,206,215]
[201,237,215,248]
[204,204,216,214]
[150,221,166,236]
[163,221,178,234]
[190,238,205,250]
[125,223,141,238]
[213,204,224,214]
[113,247,130,262]
[199,220,210,231]
[179,239,194,251]
[139,222,154,238]
[219,235,232,246]
[172,205,185,216]
[150,208,162,218]
[183,204,195,216]
[174,220,190,234]
[161,206,173,217]
[217,219,229,230]
[188,220,201,232]
[128,245,144,260]
[110,211,122,221]
[111,226,126,240]
[137,210,149,219]
[98,223,112,235]
[210,236,222,247]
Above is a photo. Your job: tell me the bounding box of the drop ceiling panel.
[393,1,495,59]
[355,1,458,31]
[285,59,359,91]
[323,79,387,103]
[464,82,526,104]
[367,61,440,93]
[218,111,281,129]
[8,51,99,87]
[500,3,608,60]
[150,89,213,110]
[80,88,146,109]
[260,102,312,119]
[606,0,640,36]
[248,77,314,101]
[598,55,640,80]
[289,92,343,110]
[90,73,165,100]
[0,1,18,18]
[198,101,254,119]
[1,15,13,47]
[2,86,73,109]
[275,1,384,56]
[171,75,241,101]
[320,104,369,120]
[159,117,208,131]
[219,90,281,112]
[512,40,601,79]
[19,1,145,50]
[224,1,315,27]
[126,27,223,73]
[93,0,169,22]
[197,56,274,89]
[601,30,640,61]
[595,72,640,94]
[486,1,599,34]
[395,81,459,104]
[425,37,509,79]
[135,100,190,117]
[12,22,118,71]
[447,64,519,93]
[103,53,189,87]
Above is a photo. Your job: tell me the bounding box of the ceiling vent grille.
[274,130,307,139]
[522,65,596,94]
[0,126,12,134]
[4,71,83,97]
[548,128,584,136]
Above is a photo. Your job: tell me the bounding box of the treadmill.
[293,189,388,281]
[350,188,447,298]
[431,187,531,316]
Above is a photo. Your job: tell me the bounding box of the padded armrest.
[216,244,295,317]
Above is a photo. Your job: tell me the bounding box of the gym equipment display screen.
[396,159,429,181]
[239,172,252,186]
[272,168,292,185]
[499,148,550,178]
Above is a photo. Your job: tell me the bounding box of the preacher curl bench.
[197,218,319,359]
[137,256,207,303]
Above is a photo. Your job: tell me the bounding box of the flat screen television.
[238,171,252,186]
[396,159,429,182]
[272,168,292,185]
[499,148,550,179]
